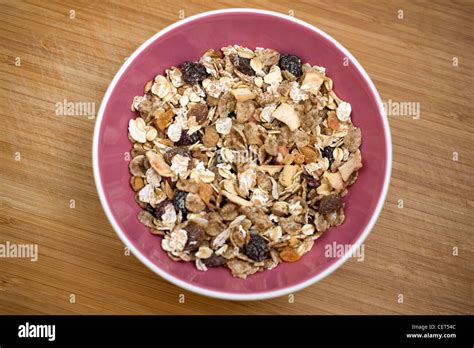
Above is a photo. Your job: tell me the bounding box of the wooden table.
[1,0,472,314]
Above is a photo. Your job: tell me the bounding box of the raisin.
[174,131,201,146]
[321,146,335,167]
[154,199,172,218]
[202,255,225,267]
[301,174,320,188]
[163,147,190,165]
[279,54,303,77]
[233,55,254,76]
[180,61,208,84]
[244,233,270,262]
[319,195,343,215]
[183,224,205,251]
[173,190,188,218]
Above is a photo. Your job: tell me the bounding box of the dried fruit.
[327,112,340,130]
[300,146,318,163]
[202,254,226,267]
[174,131,201,146]
[173,190,189,218]
[163,147,190,165]
[301,174,320,188]
[319,194,343,214]
[244,233,270,262]
[155,199,172,218]
[321,146,335,167]
[280,247,300,262]
[180,61,208,84]
[233,55,254,76]
[279,54,303,77]
[183,224,205,251]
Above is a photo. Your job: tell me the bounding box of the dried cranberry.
[180,61,207,84]
[301,174,320,188]
[279,54,303,77]
[163,147,190,165]
[321,146,335,167]
[183,224,205,251]
[202,255,225,267]
[319,195,343,215]
[154,199,172,218]
[174,131,201,146]
[233,55,254,76]
[173,190,188,218]
[244,233,270,262]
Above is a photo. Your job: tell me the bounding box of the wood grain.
[0,0,473,314]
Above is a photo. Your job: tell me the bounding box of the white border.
[92,8,392,301]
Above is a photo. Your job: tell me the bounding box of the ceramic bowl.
[93,8,391,300]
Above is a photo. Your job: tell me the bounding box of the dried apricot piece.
[280,247,301,262]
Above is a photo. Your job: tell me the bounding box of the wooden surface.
[0,0,473,314]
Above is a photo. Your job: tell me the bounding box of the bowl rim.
[92,8,392,301]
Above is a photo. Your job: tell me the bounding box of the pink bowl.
[93,9,391,300]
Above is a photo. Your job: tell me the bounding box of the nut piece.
[221,190,253,207]
[263,65,283,84]
[279,165,298,187]
[324,172,344,191]
[338,149,362,181]
[146,151,175,177]
[231,88,256,102]
[271,201,289,216]
[272,103,300,131]
[301,70,325,95]
[250,57,263,72]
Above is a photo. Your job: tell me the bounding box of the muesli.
[128,45,362,278]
